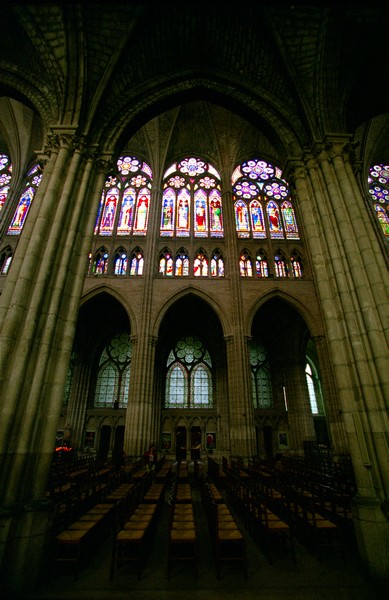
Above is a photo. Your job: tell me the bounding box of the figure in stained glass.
[134,194,149,232]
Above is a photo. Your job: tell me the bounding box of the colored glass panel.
[235,200,250,237]
[250,199,266,238]
[368,164,389,237]
[133,189,150,234]
[8,187,34,234]
[176,188,190,236]
[99,188,119,235]
[194,188,208,236]
[375,204,389,236]
[209,189,223,236]
[165,336,213,408]
[117,187,135,235]
[267,200,284,239]
[161,188,175,235]
[281,200,299,239]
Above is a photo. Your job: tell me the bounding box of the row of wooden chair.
[109,481,166,580]
[200,472,247,580]
[167,491,198,578]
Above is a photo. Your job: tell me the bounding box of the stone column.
[288,148,389,586]
[124,334,158,456]
[312,335,348,454]
[284,359,316,453]
[0,134,109,596]
[225,334,256,458]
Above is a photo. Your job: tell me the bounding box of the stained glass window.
[368,164,389,237]
[274,252,288,277]
[92,247,109,274]
[161,157,223,238]
[0,153,12,215]
[232,158,299,240]
[239,249,253,277]
[165,336,213,408]
[249,340,273,408]
[7,164,43,235]
[94,332,132,408]
[129,247,144,276]
[159,248,174,276]
[0,246,12,274]
[114,248,127,275]
[95,156,152,236]
[194,250,208,276]
[210,249,224,277]
[255,251,269,278]
[175,249,189,276]
[290,252,303,278]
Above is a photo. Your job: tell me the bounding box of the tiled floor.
[28,466,381,600]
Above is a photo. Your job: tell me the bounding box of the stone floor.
[28,465,381,600]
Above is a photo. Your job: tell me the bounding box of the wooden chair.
[167,502,197,579]
[211,501,247,580]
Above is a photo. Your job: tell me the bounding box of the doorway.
[98,425,111,461]
[191,426,201,460]
[176,426,187,461]
[263,425,273,459]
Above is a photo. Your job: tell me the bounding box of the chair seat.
[56,529,88,542]
[218,528,243,540]
[117,529,144,540]
[170,529,196,541]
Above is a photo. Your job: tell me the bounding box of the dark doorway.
[263,425,273,459]
[191,426,201,460]
[176,426,187,461]
[113,425,125,466]
[98,425,111,461]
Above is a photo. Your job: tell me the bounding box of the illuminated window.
[165,336,213,408]
[239,249,253,277]
[94,333,132,408]
[249,339,273,408]
[159,248,174,276]
[161,157,223,238]
[255,251,269,278]
[290,252,303,278]
[193,250,208,276]
[94,156,152,236]
[0,246,12,274]
[8,164,43,235]
[92,247,109,275]
[114,248,127,275]
[368,164,389,237]
[175,249,189,276]
[232,158,299,240]
[274,252,288,277]
[210,249,224,277]
[0,154,12,215]
[129,247,144,276]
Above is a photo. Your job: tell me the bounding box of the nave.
[28,461,380,600]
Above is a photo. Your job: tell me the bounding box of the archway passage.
[156,293,226,458]
[61,292,131,459]
[251,297,322,456]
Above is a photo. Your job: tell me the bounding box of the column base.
[352,495,389,588]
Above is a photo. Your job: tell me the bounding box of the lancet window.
[160,157,223,238]
[165,336,213,409]
[368,164,389,237]
[94,156,152,237]
[232,158,299,240]
[7,164,43,235]
[249,339,273,409]
[0,154,12,216]
[94,333,132,408]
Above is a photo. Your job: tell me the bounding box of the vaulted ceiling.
[0,2,388,171]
